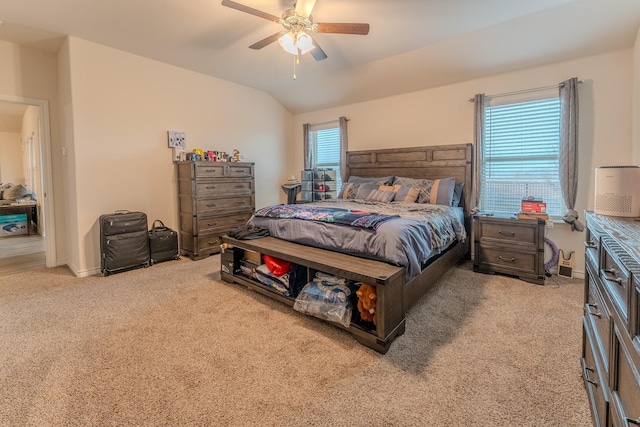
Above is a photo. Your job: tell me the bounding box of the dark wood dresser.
[177,161,255,260]
[473,213,546,284]
[583,211,640,426]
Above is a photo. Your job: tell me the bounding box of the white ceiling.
[0,0,639,114]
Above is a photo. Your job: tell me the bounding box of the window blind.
[480,96,565,217]
[310,124,342,192]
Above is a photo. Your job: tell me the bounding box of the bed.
[221,143,473,352]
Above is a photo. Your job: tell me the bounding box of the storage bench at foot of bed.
[220,235,406,353]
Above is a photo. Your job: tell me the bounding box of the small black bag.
[148,220,180,265]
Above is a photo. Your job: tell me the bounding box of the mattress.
[247,199,467,281]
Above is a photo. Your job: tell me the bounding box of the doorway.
[0,94,56,275]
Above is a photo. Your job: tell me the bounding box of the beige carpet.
[0,256,591,426]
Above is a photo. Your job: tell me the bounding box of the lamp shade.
[278,32,297,55]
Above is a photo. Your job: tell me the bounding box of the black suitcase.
[100,210,150,276]
[148,220,180,265]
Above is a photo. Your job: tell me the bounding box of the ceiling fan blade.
[221,0,280,23]
[315,23,370,35]
[249,32,286,50]
[294,0,316,18]
[309,37,327,61]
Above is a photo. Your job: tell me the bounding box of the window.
[480,93,566,217]
[308,121,342,195]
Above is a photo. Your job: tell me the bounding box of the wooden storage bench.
[220,235,406,353]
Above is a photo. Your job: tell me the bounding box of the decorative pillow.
[423,177,456,206]
[338,182,377,200]
[451,182,464,207]
[347,175,394,186]
[366,189,396,203]
[377,185,396,192]
[392,185,420,203]
[392,176,432,203]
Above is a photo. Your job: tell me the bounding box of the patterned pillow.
[392,176,456,205]
[392,185,420,203]
[338,182,377,199]
[366,189,395,203]
[392,176,432,203]
[377,185,396,192]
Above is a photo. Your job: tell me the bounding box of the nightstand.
[473,213,545,284]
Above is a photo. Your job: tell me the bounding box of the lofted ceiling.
[0,0,639,114]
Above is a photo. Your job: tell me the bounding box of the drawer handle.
[206,204,217,207]
[236,184,245,188]
[206,222,218,226]
[603,269,623,285]
[586,303,601,318]
[627,417,640,426]
[584,241,597,249]
[205,170,218,173]
[498,256,515,263]
[583,366,598,387]
[498,230,516,237]
[236,218,245,222]
[237,201,246,205]
[206,186,217,189]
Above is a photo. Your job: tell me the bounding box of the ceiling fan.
[221,0,370,61]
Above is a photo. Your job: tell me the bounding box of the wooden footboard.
[220,235,406,353]
[219,235,465,352]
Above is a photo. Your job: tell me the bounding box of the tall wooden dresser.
[582,211,640,426]
[177,161,255,260]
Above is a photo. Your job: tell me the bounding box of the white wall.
[62,37,292,276]
[293,49,635,278]
[0,131,23,184]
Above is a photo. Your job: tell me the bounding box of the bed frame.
[221,143,473,353]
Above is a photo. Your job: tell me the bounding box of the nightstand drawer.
[475,246,539,275]
[478,221,538,247]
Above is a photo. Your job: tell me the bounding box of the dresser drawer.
[475,246,539,275]
[478,220,539,248]
[601,242,631,322]
[196,196,254,216]
[583,317,610,427]
[585,226,600,271]
[586,263,611,374]
[197,212,252,234]
[195,163,253,179]
[197,234,223,253]
[195,180,254,197]
[611,325,640,427]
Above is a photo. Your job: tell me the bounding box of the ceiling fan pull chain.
[293,53,298,80]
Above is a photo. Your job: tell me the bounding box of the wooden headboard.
[346,143,474,218]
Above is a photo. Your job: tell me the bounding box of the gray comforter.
[247,200,466,282]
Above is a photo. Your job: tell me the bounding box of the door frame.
[0,94,57,267]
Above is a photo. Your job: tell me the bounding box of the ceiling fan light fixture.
[278,32,298,55]
[297,32,314,55]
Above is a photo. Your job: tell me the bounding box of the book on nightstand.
[517,212,549,220]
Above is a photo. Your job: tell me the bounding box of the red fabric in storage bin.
[263,254,292,277]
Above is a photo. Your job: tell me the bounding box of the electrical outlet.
[546,220,554,228]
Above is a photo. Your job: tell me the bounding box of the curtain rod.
[468,80,583,102]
